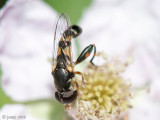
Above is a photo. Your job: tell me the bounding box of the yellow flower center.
[69,53,132,120]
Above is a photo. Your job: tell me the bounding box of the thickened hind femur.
[55,90,77,104]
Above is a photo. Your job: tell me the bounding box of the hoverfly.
[52,14,96,105]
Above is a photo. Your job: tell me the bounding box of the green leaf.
[0,0,7,9]
[44,0,92,24]
[0,66,14,108]
[24,99,73,120]
[49,100,66,120]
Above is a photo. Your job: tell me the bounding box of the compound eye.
[69,25,82,36]
[55,90,77,104]
[63,25,82,39]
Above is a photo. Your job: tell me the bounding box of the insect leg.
[65,104,71,111]
[74,81,82,97]
[74,71,85,87]
[74,81,79,90]
[75,44,96,65]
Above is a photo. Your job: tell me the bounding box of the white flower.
[77,0,160,119]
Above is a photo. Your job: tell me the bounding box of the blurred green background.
[0,0,7,8]
[0,0,93,120]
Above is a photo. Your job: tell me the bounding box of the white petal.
[0,0,57,101]
[80,0,160,55]
[79,0,160,86]
[129,94,160,120]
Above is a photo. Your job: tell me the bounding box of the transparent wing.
[52,13,70,64]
